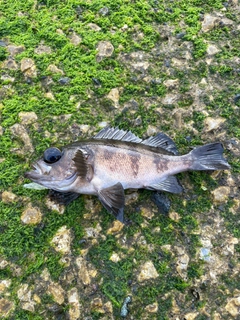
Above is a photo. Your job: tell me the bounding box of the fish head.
[25,146,78,191]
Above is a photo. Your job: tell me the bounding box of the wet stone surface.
[0,0,239,319]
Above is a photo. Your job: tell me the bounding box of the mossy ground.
[0,0,239,319]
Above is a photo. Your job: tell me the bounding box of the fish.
[25,127,230,222]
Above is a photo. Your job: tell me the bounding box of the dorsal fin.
[141,132,178,155]
[94,127,142,143]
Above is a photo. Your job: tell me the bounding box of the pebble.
[68,288,81,320]
[183,312,199,320]
[0,279,11,293]
[0,298,15,317]
[163,79,179,89]
[10,123,34,154]
[106,88,120,107]
[1,191,17,203]
[206,44,220,55]
[201,14,219,32]
[75,256,96,286]
[87,23,101,31]
[211,186,230,204]
[69,32,82,46]
[48,282,65,305]
[19,111,38,125]
[99,7,109,16]
[50,226,72,254]
[137,261,159,282]
[7,44,25,56]
[109,252,121,263]
[34,44,52,54]
[162,93,179,105]
[145,302,158,313]
[225,296,240,317]
[152,192,171,215]
[2,58,18,70]
[20,58,37,77]
[107,220,124,234]
[58,77,70,85]
[120,296,131,317]
[17,284,36,312]
[21,204,42,225]
[96,41,114,62]
[204,117,226,132]
[47,64,64,74]
[45,197,65,214]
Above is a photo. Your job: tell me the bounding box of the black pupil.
[44,147,62,164]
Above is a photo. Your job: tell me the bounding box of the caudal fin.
[190,143,230,171]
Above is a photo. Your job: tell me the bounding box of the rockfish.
[25,127,230,222]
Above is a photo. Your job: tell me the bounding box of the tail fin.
[190,143,230,171]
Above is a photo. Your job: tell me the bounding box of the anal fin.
[146,175,183,194]
[98,182,125,222]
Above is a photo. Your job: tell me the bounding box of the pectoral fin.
[49,190,80,205]
[146,175,183,194]
[98,182,125,222]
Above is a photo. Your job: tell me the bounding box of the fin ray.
[146,176,183,194]
[141,132,178,155]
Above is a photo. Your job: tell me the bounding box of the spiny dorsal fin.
[94,127,142,143]
[73,149,89,179]
[141,132,178,155]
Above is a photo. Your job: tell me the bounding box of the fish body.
[25,127,230,222]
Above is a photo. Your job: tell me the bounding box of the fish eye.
[43,147,62,164]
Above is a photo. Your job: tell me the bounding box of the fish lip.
[24,163,43,180]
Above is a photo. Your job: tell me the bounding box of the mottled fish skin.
[25,127,230,222]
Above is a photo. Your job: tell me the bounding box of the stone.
[169,211,181,222]
[58,77,70,85]
[96,41,114,62]
[1,74,15,82]
[162,93,179,105]
[91,297,103,308]
[145,302,158,313]
[176,253,190,277]
[110,253,121,263]
[137,261,159,282]
[204,117,226,132]
[85,223,102,239]
[140,206,155,219]
[48,282,65,305]
[225,296,240,317]
[107,220,124,234]
[21,205,42,225]
[34,44,52,54]
[183,312,199,320]
[201,14,219,32]
[163,79,179,89]
[206,44,220,55]
[99,7,109,16]
[106,88,119,107]
[69,32,82,46]
[51,226,72,254]
[7,44,25,56]
[0,126,3,135]
[2,58,18,70]
[68,288,81,320]
[19,111,38,125]
[132,61,149,72]
[20,58,37,77]
[0,298,15,317]
[1,191,17,203]
[211,186,230,204]
[46,197,65,214]
[17,284,36,312]
[87,23,101,31]
[76,256,93,285]
[44,92,55,100]
[0,280,11,293]
[47,64,64,74]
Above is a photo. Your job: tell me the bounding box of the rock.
[145,302,158,313]
[132,61,149,72]
[96,41,114,62]
[47,64,64,74]
[19,111,38,125]
[99,7,109,16]
[152,192,171,215]
[206,44,220,55]
[75,256,97,285]
[44,92,55,100]
[68,288,81,320]
[51,226,72,254]
[21,204,42,225]
[0,298,15,317]
[176,253,190,277]
[2,58,18,70]
[20,58,37,77]
[1,74,15,82]
[69,32,82,45]
[91,297,103,308]
[106,88,120,107]
[0,126,2,136]
[140,206,155,219]
[211,186,230,204]
[107,220,124,234]
[137,261,159,282]
[85,223,102,239]
[87,23,101,31]
[6,44,25,56]
[146,125,158,136]
[34,44,52,54]
[120,296,131,317]
[201,14,219,32]
[110,252,121,263]
[204,117,226,132]
[183,312,199,320]
[169,211,181,221]
[17,284,36,312]
[0,280,11,293]
[58,77,70,85]
[163,79,179,89]
[46,197,65,214]
[225,296,240,317]
[1,191,17,203]
[48,282,65,305]
[162,93,179,105]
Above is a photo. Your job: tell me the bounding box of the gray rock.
[0,298,15,317]
[96,41,114,62]
[99,7,109,16]
[20,58,37,77]
[34,44,52,54]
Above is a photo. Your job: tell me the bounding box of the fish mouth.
[24,163,44,180]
